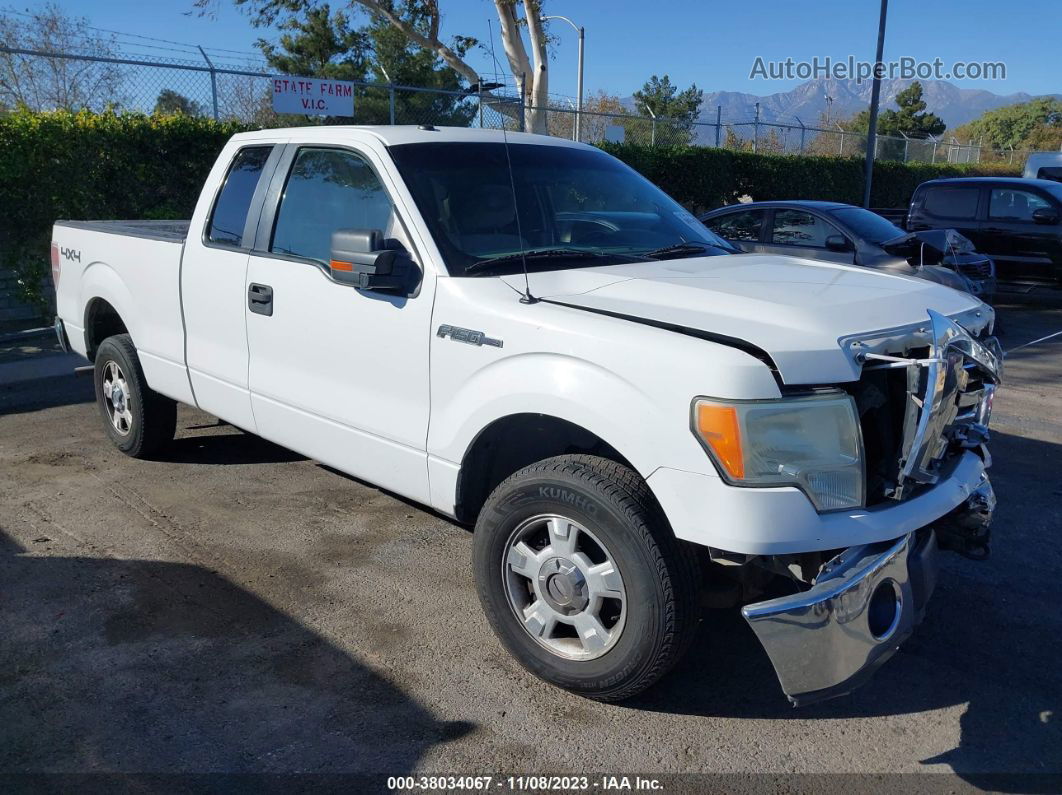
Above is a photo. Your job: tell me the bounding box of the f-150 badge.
[437,324,503,348]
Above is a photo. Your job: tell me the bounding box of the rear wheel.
[94,334,176,458]
[473,455,700,701]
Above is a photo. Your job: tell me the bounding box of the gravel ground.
[0,300,1059,790]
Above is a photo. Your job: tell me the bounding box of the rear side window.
[921,187,979,220]
[271,148,394,264]
[706,209,764,242]
[770,209,836,247]
[207,146,273,246]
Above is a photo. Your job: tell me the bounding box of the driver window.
[271,147,395,263]
[989,188,1050,222]
[770,210,835,247]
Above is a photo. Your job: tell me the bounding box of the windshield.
[828,207,905,244]
[1040,181,1062,201]
[387,141,736,276]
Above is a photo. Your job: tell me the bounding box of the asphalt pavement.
[1,300,1059,790]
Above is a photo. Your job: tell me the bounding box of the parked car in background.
[907,177,1062,286]
[1024,152,1062,183]
[700,200,996,299]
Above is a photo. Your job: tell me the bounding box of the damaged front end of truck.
[739,309,1003,706]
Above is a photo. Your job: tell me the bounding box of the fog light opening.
[867,579,902,641]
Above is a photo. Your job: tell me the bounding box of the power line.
[1,7,263,60]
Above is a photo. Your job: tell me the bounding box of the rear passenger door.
[761,209,852,264]
[182,143,282,432]
[908,185,986,250]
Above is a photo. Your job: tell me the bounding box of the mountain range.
[628,78,1060,133]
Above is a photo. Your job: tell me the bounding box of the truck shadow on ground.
[0,373,94,416]
[630,428,1061,788]
[0,528,474,779]
[158,427,308,466]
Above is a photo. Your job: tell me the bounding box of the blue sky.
[51,0,1060,99]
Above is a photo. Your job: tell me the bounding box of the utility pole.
[753,102,760,153]
[825,94,833,125]
[862,0,889,208]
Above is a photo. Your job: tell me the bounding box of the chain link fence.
[0,45,1034,166]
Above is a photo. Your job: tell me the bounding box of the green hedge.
[599,143,1020,213]
[0,109,251,313]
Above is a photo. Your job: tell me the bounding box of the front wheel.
[472,455,700,701]
[94,334,176,458]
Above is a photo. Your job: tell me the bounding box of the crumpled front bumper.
[741,527,940,707]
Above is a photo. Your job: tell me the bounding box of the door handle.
[248,283,273,316]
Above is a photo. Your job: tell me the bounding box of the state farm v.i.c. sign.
[272,78,355,116]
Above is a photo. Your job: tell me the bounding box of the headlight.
[691,392,865,511]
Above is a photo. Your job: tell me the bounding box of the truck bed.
[53,219,194,406]
[56,220,191,243]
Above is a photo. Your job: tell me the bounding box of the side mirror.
[1032,207,1060,225]
[825,234,850,252]
[329,228,415,293]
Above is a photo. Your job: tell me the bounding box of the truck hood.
[502,254,987,384]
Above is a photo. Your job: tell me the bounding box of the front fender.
[429,351,667,478]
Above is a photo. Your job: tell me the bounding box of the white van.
[1024,151,1062,182]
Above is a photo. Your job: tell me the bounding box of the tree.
[633,75,703,124]
[953,97,1062,150]
[257,4,369,82]
[358,9,475,126]
[252,2,473,126]
[154,89,204,116]
[0,3,125,111]
[631,74,703,145]
[557,90,628,143]
[879,82,946,138]
[844,82,946,139]
[199,0,554,134]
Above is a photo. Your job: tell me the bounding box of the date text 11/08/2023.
[386,776,664,791]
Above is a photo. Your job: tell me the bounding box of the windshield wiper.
[465,248,628,275]
[642,242,711,260]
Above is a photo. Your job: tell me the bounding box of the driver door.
[244,141,436,504]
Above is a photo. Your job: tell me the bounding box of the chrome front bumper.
[742,528,939,706]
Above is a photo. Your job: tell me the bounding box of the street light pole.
[543,15,584,142]
[644,104,657,147]
[862,0,889,208]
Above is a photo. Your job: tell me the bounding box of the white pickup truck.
[52,126,1002,706]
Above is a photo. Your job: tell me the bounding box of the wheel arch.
[454,412,640,524]
[80,262,138,361]
[83,296,130,361]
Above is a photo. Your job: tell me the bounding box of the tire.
[473,454,700,701]
[93,334,176,458]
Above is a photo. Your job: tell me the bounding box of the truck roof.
[229,125,593,149]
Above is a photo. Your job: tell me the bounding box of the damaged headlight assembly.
[692,392,864,511]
